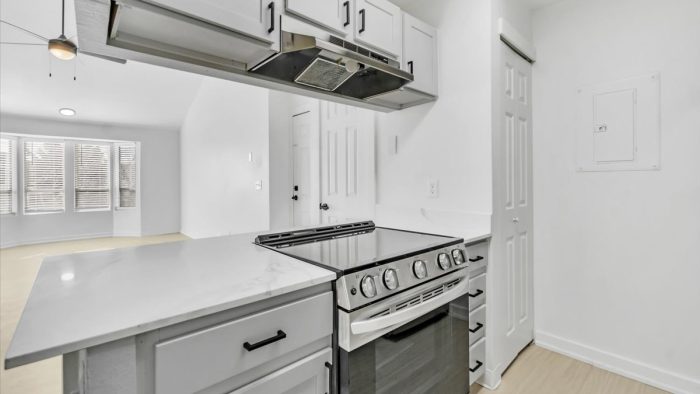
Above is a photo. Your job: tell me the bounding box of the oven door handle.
[350,278,469,335]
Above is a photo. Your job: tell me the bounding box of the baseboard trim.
[535,330,700,394]
[1,232,115,249]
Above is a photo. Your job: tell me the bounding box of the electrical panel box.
[576,72,660,172]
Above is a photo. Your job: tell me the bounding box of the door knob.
[512,217,519,223]
[291,195,298,201]
[319,203,329,211]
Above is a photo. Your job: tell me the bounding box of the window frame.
[0,136,18,215]
[74,142,112,213]
[114,142,138,210]
[22,138,66,215]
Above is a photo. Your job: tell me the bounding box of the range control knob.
[413,260,428,279]
[383,269,399,290]
[360,275,377,298]
[437,253,452,270]
[452,249,466,265]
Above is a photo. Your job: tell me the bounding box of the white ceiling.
[0,0,204,129]
[391,0,563,12]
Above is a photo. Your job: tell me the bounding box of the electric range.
[256,221,472,394]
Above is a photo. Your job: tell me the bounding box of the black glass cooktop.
[255,221,462,274]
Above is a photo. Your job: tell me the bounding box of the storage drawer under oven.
[468,304,486,345]
[154,292,333,394]
[468,273,486,311]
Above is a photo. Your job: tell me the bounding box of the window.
[116,143,137,208]
[0,137,17,214]
[74,143,111,211]
[24,140,65,213]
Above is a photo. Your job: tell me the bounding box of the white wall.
[532,1,700,392]
[0,115,180,247]
[375,0,493,224]
[180,78,270,239]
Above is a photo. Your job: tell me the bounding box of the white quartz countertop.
[5,234,336,369]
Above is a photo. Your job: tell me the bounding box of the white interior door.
[492,41,534,378]
[319,102,375,224]
[292,111,317,227]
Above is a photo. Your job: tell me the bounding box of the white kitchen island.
[4,234,336,394]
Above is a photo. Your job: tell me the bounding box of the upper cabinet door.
[286,0,352,36]
[353,0,402,57]
[403,13,438,96]
[150,0,279,47]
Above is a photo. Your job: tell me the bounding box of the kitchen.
[0,0,698,393]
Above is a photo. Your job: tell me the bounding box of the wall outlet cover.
[427,179,439,198]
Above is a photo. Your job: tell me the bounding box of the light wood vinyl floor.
[1,235,667,394]
[0,234,188,394]
[471,344,668,394]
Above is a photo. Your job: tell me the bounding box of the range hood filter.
[295,58,354,91]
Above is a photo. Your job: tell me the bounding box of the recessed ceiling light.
[59,108,76,116]
[61,272,75,281]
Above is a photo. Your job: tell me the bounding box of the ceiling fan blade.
[0,42,46,46]
[79,49,127,64]
[0,20,49,43]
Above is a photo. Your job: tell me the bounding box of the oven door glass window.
[341,294,469,394]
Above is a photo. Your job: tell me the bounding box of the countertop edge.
[4,271,336,369]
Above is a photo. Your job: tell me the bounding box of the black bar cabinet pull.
[343,1,350,26]
[469,322,484,333]
[291,195,298,201]
[407,60,414,74]
[468,289,484,298]
[324,362,333,394]
[243,330,286,351]
[469,255,484,262]
[469,360,483,372]
[359,9,366,33]
[268,2,275,33]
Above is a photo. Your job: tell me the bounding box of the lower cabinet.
[466,239,489,386]
[231,348,332,394]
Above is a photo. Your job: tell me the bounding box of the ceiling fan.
[0,0,125,64]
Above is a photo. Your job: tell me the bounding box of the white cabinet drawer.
[469,338,486,385]
[468,305,486,346]
[154,292,333,394]
[466,241,488,273]
[230,347,332,394]
[468,273,486,311]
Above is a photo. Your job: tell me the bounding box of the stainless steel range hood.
[250,31,414,100]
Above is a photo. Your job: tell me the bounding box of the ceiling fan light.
[48,38,77,60]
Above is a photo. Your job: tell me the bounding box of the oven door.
[338,273,470,394]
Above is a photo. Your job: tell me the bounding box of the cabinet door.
[150,0,279,46]
[286,0,352,36]
[403,13,438,96]
[354,0,402,57]
[230,348,332,394]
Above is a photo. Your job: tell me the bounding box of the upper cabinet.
[149,0,280,47]
[285,0,352,36]
[403,12,438,96]
[353,0,402,58]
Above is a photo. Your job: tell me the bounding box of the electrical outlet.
[255,180,263,190]
[427,179,439,198]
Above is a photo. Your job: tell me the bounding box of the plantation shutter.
[116,143,137,208]
[24,140,65,213]
[0,138,16,214]
[74,144,111,210]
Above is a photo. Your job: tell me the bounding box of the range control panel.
[336,244,469,311]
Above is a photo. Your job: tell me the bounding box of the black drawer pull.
[359,9,366,33]
[407,60,414,74]
[468,289,484,298]
[469,255,484,262]
[469,360,483,372]
[469,322,484,333]
[267,2,275,33]
[343,1,350,26]
[243,330,286,351]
